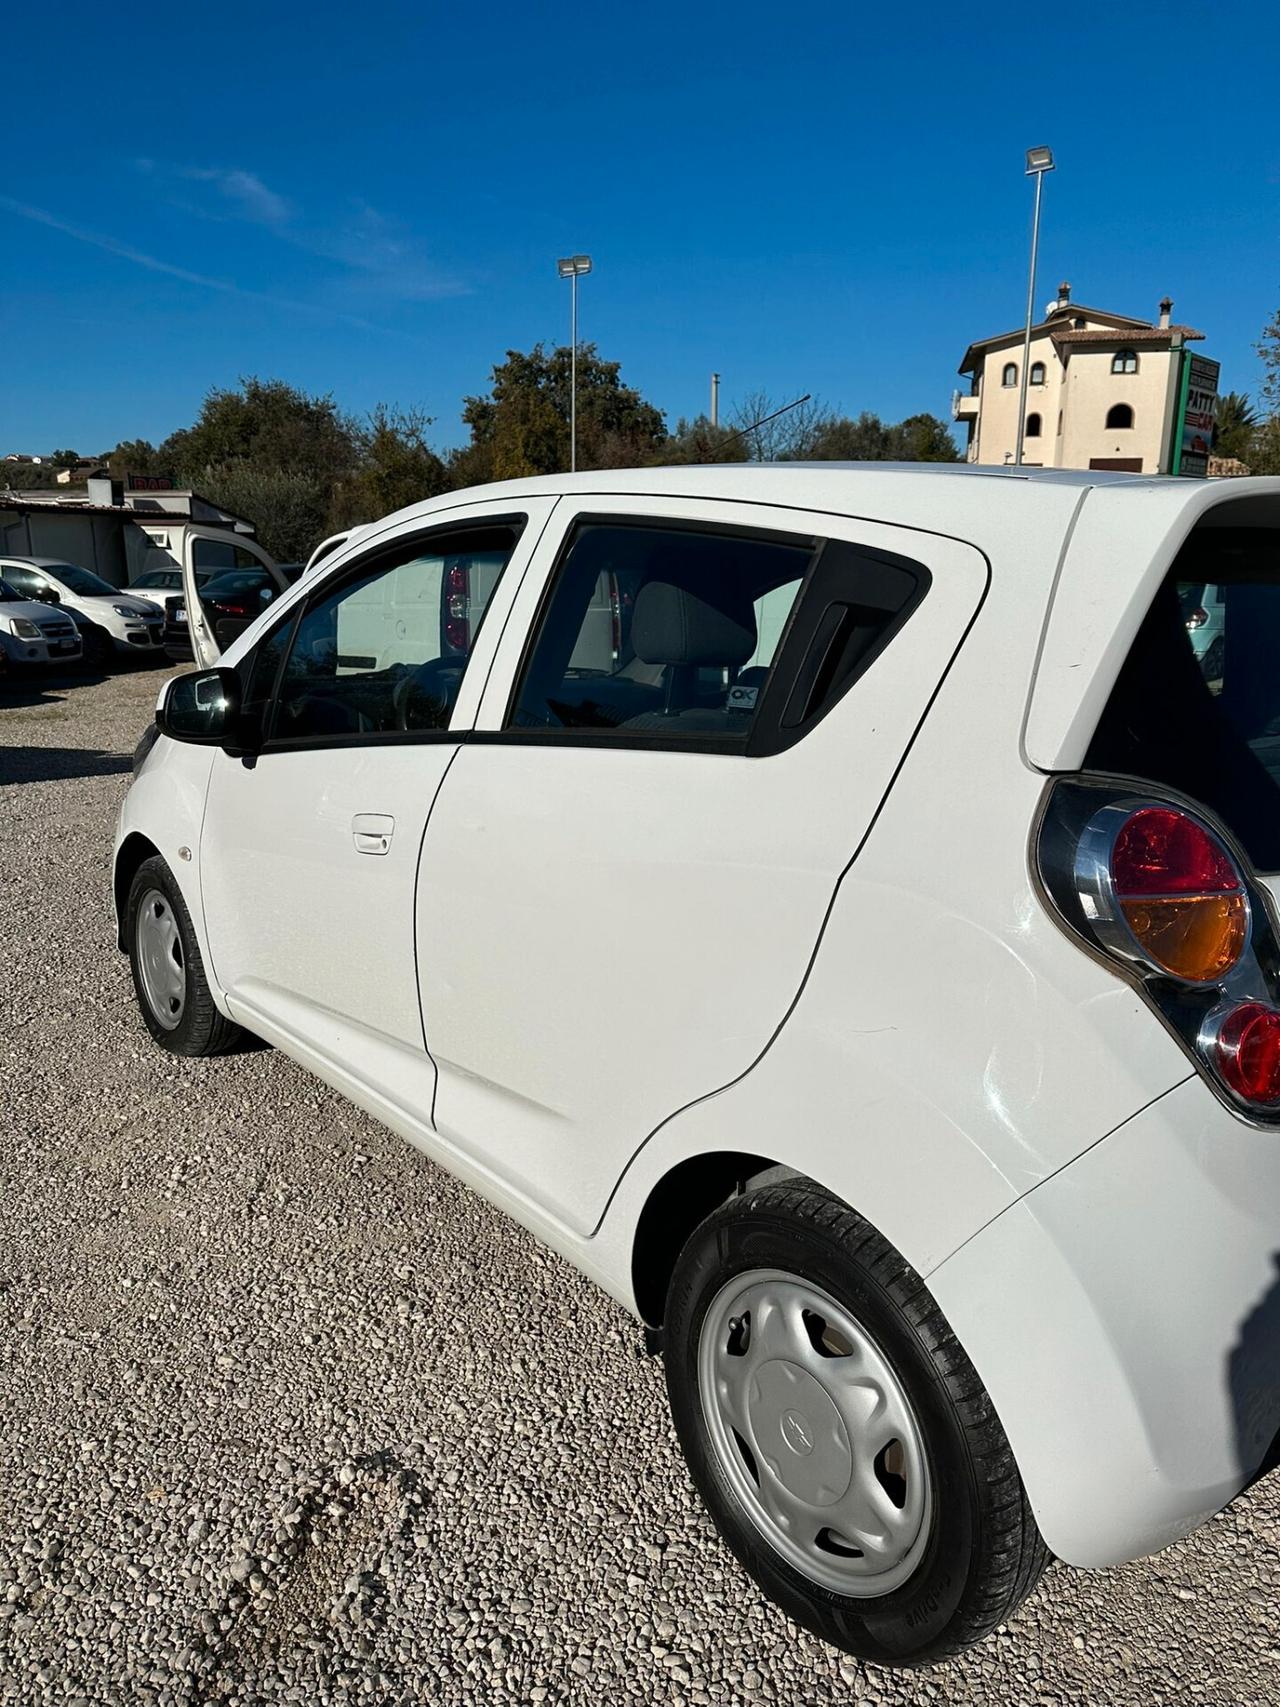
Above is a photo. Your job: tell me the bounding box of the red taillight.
[1111,808,1239,896]
[1109,808,1248,982]
[446,564,469,596]
[1211,1002,1280,1106]
[1185,606,1208,631]
[445,617,469,652]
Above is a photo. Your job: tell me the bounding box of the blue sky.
[5,0,1278,455]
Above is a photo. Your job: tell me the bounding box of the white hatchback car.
[114,466,1280,1666]
[0,576,83,665]
[0,556,165,660]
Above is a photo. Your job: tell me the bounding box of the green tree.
[48,447,80,465]
[194,464,332,563]
[1214,392,1259,462]
[889,413,962,462]
[1258,306,1280,414]
[330,406,450,527]
[803,411,895,460]
[457,344,667,479]
[654,414,749,464]
[105,439,164,478]
[162,376,359,487]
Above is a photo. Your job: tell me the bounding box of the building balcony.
[952,391,980,421]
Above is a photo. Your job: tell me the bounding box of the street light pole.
[1015,146,1054,468]
[556,254,592,473]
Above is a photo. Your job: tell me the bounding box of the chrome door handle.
[352,812,395,855]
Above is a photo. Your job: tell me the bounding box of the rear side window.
[508,520,812,745]
[1086,527,1280,870]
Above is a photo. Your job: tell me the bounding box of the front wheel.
[127,856,246,1055]
[663,1176,1049,1667]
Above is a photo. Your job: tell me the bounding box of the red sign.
[126,472,175,491]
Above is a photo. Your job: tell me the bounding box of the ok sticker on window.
[727,684,759,712]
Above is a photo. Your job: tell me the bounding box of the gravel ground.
[3,661,1280,1706]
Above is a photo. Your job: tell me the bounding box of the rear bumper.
[929,1074,1280,1568]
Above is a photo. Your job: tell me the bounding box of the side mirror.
[36,587,61,604]
[157,667,243,745]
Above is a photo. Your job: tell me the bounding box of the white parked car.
[0,576,83,665]
[114,465,1280,1666]
[0,556,165,660]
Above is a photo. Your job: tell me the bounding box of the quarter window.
[266,523,520,744]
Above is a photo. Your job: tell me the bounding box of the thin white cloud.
[178,166,291,226]
[0,195,406,335]
[133,161,467,303]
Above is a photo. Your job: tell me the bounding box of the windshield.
[133,571,180,589]
[48,565,118,597]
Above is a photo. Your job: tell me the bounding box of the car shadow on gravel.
[0,746,135,786]
[0,669,111,708]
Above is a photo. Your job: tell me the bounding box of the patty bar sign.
[1173,353,1220,478]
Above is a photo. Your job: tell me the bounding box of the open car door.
[179,528,291,668]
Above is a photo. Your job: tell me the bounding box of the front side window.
[266,523,519,744]
[1002,362,1018,387]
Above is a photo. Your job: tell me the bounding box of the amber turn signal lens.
[1119,894,1248,983]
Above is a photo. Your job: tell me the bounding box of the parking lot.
[1,660,1279,1705]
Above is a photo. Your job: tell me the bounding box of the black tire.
[663,1175,1049,1667]
[126,855,247,1056]
[78,624,113,670]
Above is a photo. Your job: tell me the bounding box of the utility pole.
[1015,147,1054,467]
[710,372,720,428]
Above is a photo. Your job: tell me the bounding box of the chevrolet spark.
[114,466,1280,1666]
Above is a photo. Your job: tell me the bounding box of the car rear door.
[180,530,289,668]
[415,495,988,1237]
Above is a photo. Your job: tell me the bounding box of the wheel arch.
[630,1151,796,1328]
[113,831,163,949]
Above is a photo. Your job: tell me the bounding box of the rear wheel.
[127,856,246,1055]
[663,1175,1049,1667]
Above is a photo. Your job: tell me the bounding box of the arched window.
[1106,403,1134,430]
[1001,362,1017,387]
[1112,349,1138,374]
[1025,413,1042,438]
[1029,361,1046,386]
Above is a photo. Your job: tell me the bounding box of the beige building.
[954,283,1206,473]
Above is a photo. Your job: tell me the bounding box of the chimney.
[1046,280,1071,317]
[86,475,123,507]
[1158,296,1173,329]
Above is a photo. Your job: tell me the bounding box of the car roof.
[0,554,84,569]
[362,463,1280,555]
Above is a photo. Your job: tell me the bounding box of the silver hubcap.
[698,1269,932,1596]
[135,888,186,1030]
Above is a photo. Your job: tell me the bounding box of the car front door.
[197,501,557,1106]
[415,496,989,1237]
[181,530,289,668]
